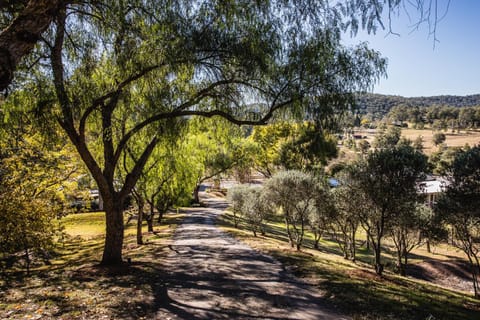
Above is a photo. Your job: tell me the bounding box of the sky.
[341,1,480,97]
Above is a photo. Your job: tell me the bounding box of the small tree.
[389,203,440,276]
[433,132,446,146]
[227,185,250,228]
[264,170,317,251]
[331,172,366,261]
[308,180,335,250]
[354,145,428,275]
[241,187,272,237]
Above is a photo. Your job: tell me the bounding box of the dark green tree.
[435,146,480,298]
[354,145,428,275]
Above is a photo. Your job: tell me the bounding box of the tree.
[0,122,81,273]
[357,139,371,155]
[331,171,366,261]
[435,146,480,298]
[354,145,428,275]
[432,132,446,146]
[278,122,338,173]
[263,170,318,251]
[308,179,335,250]
[249,122,296,177]
[373,125,401,149]
[389,203,440,276]
[227,185,250,229]
[241,187,272,237]
[3,1,389,265]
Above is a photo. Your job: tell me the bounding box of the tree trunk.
[157,208,165,224]
[397,251,406,276]
[24,245,30,276]
[193,184,201,204]
[284,217,294,248]
[426,239,431,253]
[136,197,144,245]
[146,205,154,232]
[101,200,125,265]
[351,228,357,262]
[374,235,383,275]
[233,210,238,228]
[0,0,62,91]
[313,231,320,249]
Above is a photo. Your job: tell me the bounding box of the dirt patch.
[408,259,474,294]
[347,268,383,282]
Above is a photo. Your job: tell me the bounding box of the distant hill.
[355,93,480,117]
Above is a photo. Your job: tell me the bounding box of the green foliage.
[435,145,480,298]
[263,170,319,250]
[432,132,446,146]
[352,145,428,274]
[373,125,401,149]
[0,130,80,272]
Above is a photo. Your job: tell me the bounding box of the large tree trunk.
[0,0,62,91]
[101,198,125,265]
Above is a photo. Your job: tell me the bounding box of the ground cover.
[0,211,182,319]
[218,210,480,320]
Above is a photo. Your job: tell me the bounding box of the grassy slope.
[218,210,480,320]
[0,211,182,319]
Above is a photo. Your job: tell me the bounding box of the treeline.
[387,105,480,129]
[356,93,480,119]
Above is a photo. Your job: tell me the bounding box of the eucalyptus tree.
[4,1,387,265]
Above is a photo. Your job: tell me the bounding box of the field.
[218,210,480,320]
[354,127,480,155]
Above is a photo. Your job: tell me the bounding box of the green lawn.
[218,210,480,320]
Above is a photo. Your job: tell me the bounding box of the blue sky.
[342,1,480,97]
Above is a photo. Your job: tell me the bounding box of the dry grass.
[402,128,480,154]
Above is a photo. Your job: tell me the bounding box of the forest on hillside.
[356,93,480,118]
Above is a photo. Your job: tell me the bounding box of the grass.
[218,210,480,320]
[0,210,183,319]
[353,127,480,155]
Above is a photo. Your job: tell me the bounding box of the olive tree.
[263,170,318,251]
[354,145,428,275]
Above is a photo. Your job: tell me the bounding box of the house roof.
[419,176,450,194]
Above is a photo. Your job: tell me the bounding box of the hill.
[356,93,480,117]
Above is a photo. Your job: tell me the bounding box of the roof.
[419,176,450,194]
